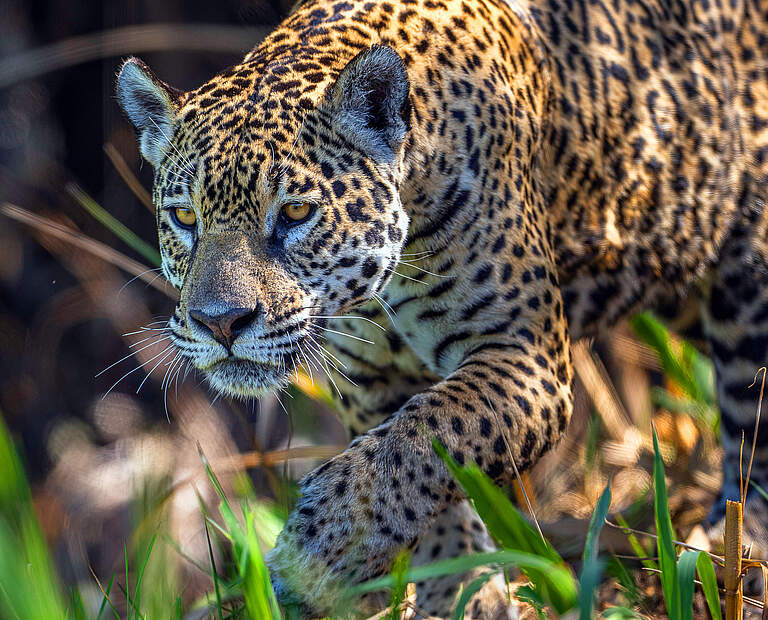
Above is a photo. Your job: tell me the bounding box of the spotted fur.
[117,0,768,615]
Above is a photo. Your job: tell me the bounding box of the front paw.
[266,438,433,616]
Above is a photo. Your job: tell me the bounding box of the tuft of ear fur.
[116,58,182,168]
[328,45,411,161]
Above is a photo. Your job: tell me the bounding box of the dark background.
[0,0,300,480]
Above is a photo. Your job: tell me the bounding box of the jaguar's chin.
[202,357,285,398]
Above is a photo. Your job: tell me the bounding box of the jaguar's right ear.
[116,57,182,169]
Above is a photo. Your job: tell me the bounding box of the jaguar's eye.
[280,201,313,224]
[173,206,197,229]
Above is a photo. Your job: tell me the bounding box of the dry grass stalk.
[213,445,347,471]
[104,143,154,212]
[572,341,633,442]
[724,499,744,620]
[744,367,765,506]
[0,23,270,88]
[0,202,176,298]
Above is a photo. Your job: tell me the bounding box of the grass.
[2,155,768,618]
[0,402,748,619]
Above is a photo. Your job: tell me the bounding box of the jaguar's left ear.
[116,57,183,169]
[327,45,411,162]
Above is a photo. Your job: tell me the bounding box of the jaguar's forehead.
[158,53,345,222]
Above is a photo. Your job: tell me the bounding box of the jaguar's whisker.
[385,267,428,285]
[397,261,451,279]
[127,332,170,349]
[118,267,163,297]
[310,315,387,332]
[306,331,347,369]
[102,342,175,399]
[96,335,172,377]
[136,344,177,395]
[307,323,375,345]
[371,292,398,326]
[297,341,315,385]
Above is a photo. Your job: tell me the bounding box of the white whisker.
[386,268,428,285]
[102,342,175,399]
[95,335,171,377]
[309,325,375,345]
[118,268,162,297]
[310,315,386,332]
[397,261,451,279]
[136,345,177,394]
[372,292,398,326]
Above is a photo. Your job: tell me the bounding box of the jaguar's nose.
[188,306,259,348]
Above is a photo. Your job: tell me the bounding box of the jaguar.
[116,0,768,615]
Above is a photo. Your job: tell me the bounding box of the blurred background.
[0,0,730,616]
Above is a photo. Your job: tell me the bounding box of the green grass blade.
[602,607,643,618]
[124,543,132,618]
[242,505,281,619]
[0,416,68,619]
[67,183,161,266]
[432,440,560,561]
[695,552,722,620]
[583,484,611,564]
[652,427,680,619]
[95,573,118,620]
[69,587,87,620]
[204,520,225,620]
[131,531,157,617]
[432,440,577,613]
[348,549,577,613]
[515,585,547,619]
[451,573,496,620]
[605,556,639,607]
[676,550,698,620]
[630,313,701,401]
[750,480,768,502]
[387,550,411,620]
[614,513,657,571]
[578,559,605,620]
[580,484,611,620]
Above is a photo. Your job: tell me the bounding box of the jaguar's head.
[116,46,411,397]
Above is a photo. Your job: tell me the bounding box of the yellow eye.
[173,206,197,228]
[281,201,312,223]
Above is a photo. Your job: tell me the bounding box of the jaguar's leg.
[410,501,517,619]
[700,225,768,558]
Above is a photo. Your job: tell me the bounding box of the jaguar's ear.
[116,57,182,168]
[328,45,411,161]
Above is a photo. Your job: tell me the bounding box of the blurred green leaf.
[751,480,768,502]
[387,550,411,620]
[515,584,547,619]
[652,426,680,619]
[0,415,68,619]
[630,313,715,406]
[605,556,639,608]
[602,606,643,618]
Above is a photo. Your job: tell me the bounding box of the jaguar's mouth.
[201,356,286,398]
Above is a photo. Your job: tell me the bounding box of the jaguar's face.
[117,47,411,397]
